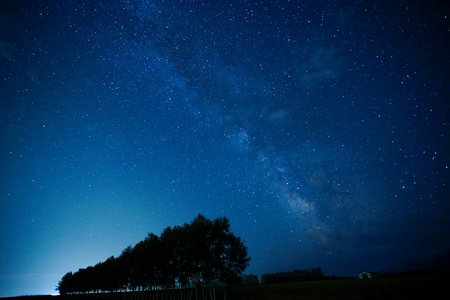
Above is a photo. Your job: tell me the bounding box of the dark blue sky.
[1,0,449,296]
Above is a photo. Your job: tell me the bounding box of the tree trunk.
[209,287,213,300]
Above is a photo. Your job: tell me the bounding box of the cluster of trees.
[381,267,450,278]
[57,214,250,299]
[261,268,324,284]
[239,274,259,286]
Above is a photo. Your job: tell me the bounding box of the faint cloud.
[0,273,56,281]
[295,46,343,86]
[123,0,161,23]
[267,109,289,126]
[0,40,14,59]
[306,228,334,248]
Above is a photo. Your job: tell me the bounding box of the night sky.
[1,0,449,297]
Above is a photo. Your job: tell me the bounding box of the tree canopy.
[56,214,250,297]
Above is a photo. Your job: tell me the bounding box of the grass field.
[2,276,449,300]
[223,276,450,299]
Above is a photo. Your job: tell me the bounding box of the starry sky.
[0,0,449,297]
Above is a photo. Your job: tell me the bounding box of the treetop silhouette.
[56,214,250,298]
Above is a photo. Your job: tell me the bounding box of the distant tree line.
[380,267,450,278]
[239,274,259,285]
[261,268,325,284]
[57,214,250,300]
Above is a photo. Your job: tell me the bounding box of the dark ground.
[2,276,449,300]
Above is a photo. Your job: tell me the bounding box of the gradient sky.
[1,0,449,297]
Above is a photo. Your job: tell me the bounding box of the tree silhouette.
[56,272,73,295]
[56,214,250,299]
[261,267,325,284]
